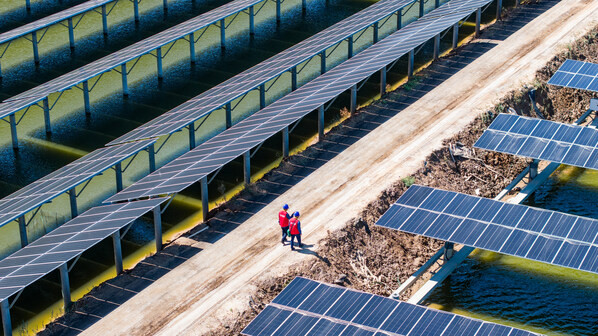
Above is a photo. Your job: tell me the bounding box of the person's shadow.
[295,244,331,266]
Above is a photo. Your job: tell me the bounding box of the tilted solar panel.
[242,277,540,336]
[474,114,598,170]
[375,185,598,275]
[547,59,598,92]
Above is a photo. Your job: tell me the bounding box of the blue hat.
[283,204,289,210]
[294,211,300,217]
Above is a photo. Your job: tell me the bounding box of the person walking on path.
[279,204,292,245]
[289,211,302,251]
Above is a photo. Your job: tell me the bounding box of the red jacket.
[279,210,290,227]
[289,218,301,235]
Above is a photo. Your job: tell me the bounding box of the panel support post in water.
[59,263,72,311]
[148,144,156,173]
[188,122,196,149]
[43,97,51,134]
[134,0,140,23]
[102,5,109,36]
[276,0,281,25]
[83,80,91,115]
[496,0,502,20]
[189,32,196,63]
[291,67,297,91]
[407,50,414,79]
[121,64,129,97]
[350,85,357,113]
[243,151,251,186]
[433,34,440,60]
[373,22,379,43]
[397,9,402,29]
[115,162,123,192]
[452,23,459,49]
[475,8,481,37]
[68,187,78,218]
[201,176,209,222]
[320,51,326,74]
[32,31,40,65]
[9,114,18,150]
[68,18,75,51]
[153,206,162,252]
[419,0,424,17]
[18,215,28,248]
[347,36,353,59]
[380,66,386,96]
[225,103,232,128]
[249,6,255,36]
[282,126,289,157]
[259,84,266,109]
[156,47,164,81]
[1,299,11,336]
[318,105,325,140]
[220,19,226,50]
[112,231,123,274]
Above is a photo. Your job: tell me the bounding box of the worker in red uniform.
[279,204,292,245]
[289,211,302,251]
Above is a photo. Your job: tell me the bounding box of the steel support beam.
[43,97,51,134]
[347,36,353,58]
[249,6,255,36]
[59,263,72,311]
[112,231,123,274]
[32,31,40,65]
[475,8,481,37]
[452,23,459,49]
[419,0,424,17]
[276,0,281,25]
[320,51,326,74]
[373,22,379,43]
[220,19,226,50]
[259,84,266,109]
[189,32,196,64]
[189,122,196,149]
[156,47,163,81]
[282,126,289,157]
[69,187,78,218]
[148,144,156,172]
[1,299,10,336]
[153,206,162,252]
[433,34,440,60]
[397,9,402,29]
[133,0,140,23]
[83,80,91,115]
[102,5,109,36]
[68,18,75,51]
[115,162,123,192]
[18,215,28,248]
[350,85,357,113]
[407,49,414,79]
[9,114,19,150]
[379,66,386,96]
[201,176,209,221]
[121,64,129,97]
[318,105,325,140]
[225,103,232,128]
[243,151,251,185]
[291,67,297,91]
[496,0,502,20]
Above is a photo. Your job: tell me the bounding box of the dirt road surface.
[81,0,598,334]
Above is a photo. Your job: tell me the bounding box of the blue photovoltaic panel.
[474,114,598,171]
[375,185,598,275]
[547,59,598,92]
[105,0,494,203]
[242,277,540,336]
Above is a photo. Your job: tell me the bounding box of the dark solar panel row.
[105,0,493,203]
[375,185,598,275]
[547,59,598,92]
[0,197,167,302]
[474,114,598,170]
[242,277,539,336]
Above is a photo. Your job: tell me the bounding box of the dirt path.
[80,1,598,335]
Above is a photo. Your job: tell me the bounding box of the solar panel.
[105,0,493,203]
[474,114,598,170]
[242,277,540,336]
[0,138,156,228]
[547,59,598,92]
[375,185,598,275]
[108,0,418,145]
[0,197,167,302]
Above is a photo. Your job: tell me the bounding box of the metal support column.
[419,0,424,17]
[115,162,123,192]
[320,51,326,74]
[452,23,459,49]
[276,0,281,25]
[443,242,454,261]
[69,187,78,218]
[112,231,123,274]
[291,67,297,91]
[302,0,306,14]
[350,85,357,113]
[379,66,386,96]
[243,151,251,185]
[133,0,140,23]
[18,215,28,248]
[259,84,266,109]
[188,122,196,149]
[373,22,379,43]
[1,299,11,336]
[282,126,289,157]
[156,47,163,81]
[407,49,414,79]
[475,8,481,37]
[83,80,91,115]
[121,64,129,97]
[9,114,19,150]
[318,105,324,140]
[347,36,353,58]
[249,6,255,36]
[201,176,209,221]
[435,0,440,7]
[59,263,72,311]
[189,33,196,64]
[496,0,502,20]
[225,103,232,128]
[148,144,156,172]
[515,0,519,8]
[433,34,440,60]
[68,18,75,50]
[43,97,51,134]
[32,31,40,65]
[529,160,539,179]
[26,0,31,12]
[102,4,108,36]
[220,19,226,50]
[397,9,402,29]
[153,206,162,252]
[163,0,168,12]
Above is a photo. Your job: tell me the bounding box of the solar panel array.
[243,277,539,336]
[0,0,267,120]
[108,0,418,145]
[547,59,598,92]
[0,138,156,228]
[0,0,115,45]
[106,0,493,203]
[375,185,598,275]
[0,197,168,302]
[474,114,598,170]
